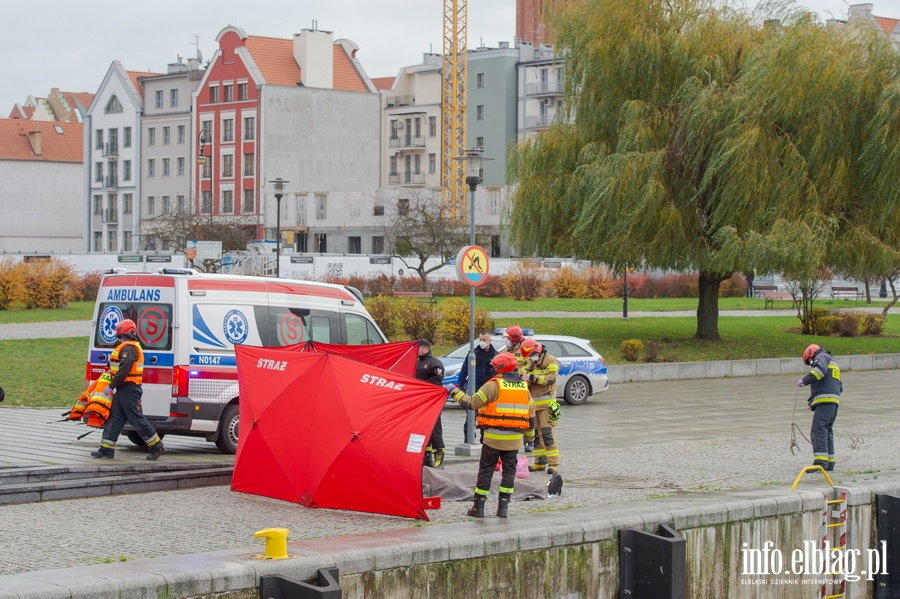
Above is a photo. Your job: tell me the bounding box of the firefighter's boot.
[529,457,547,472]
[91,445,115,459]
[432,448,445,469]
[423,447,435,468]
[146,441,167,461]
[467,494,487,518]
[496,492,512,518]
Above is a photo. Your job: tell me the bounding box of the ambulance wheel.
[563,375,590,405]
[125,431,165,448]
[215,404,240,454]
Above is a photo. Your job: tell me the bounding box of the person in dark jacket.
[456,330,497,443]
[797,344,842,471]
[416,338,446,468]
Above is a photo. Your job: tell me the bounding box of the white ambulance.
[87,269,387,453]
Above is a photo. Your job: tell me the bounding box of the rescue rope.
[789,387,810,455]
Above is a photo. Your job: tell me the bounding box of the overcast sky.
[2,0,895,114]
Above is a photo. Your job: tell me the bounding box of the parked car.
[439,334,609,405]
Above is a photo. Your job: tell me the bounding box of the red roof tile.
[126,70,160,96]
[0,119,83,162]
[875,16,899,37]
[244,34,370,92]
[371,77,395,91]
[333,44,368,92]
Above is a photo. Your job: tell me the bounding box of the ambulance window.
[308,315,333,343]
[94,302,173,351]
[345,314,385,345]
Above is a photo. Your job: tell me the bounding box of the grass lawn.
[0,301,94,324]
[0,337,87,409]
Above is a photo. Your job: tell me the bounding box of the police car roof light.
[494,327,535,336]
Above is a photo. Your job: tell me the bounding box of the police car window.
[559,341,591,357]
[344,314,385,345]
[539,340,563,357]
[95,302,173,351]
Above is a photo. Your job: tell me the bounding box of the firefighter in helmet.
[501,325,528,371]
[446,352,535,518]
[91,319,166,460]
[520,339,561,473]
[797,344,842,471]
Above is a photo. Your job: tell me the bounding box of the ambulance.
[87,269,387,453]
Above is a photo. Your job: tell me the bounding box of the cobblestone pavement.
[1,369,897,575]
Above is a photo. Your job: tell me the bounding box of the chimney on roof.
[294,29,333,90]
[28,129,42,156]
[849,4,874,18]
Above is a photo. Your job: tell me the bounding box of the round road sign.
[455,245,490,287]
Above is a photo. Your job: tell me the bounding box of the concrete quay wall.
[3,474,898,599]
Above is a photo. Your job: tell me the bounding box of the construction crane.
[442,0,468,222]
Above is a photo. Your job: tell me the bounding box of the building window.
[176,195,185,213]
[209,86,219,103]
[123,160,131,181]
[488,187,501,215]
[104,95,122,114]
[123,127,131,148]
[108,128,118,154]
[429,116,436,137]
[222,190,234,213]
[243,153,254,176]
[93,195,102,214]
[374,205,384,216]
[224,84,233,102]
[201,120,212,137]
[398,198,409,216]
[170,89,178,107]
[491,235,501,258]
[162,195,171,214]
[389,155,398,176]
[147,159,155,177]
[415,118,422,138]
[372,236,384,254]
[177,125,185,144]
[95,162,103,182]
[222,154,234,177]
[107,234,117,253]
[95,130,103,150]
[390,121,399,140]
[123,231,132,252]
[476,136,484,149]
[162,126,170,145]
[201,159,211,179]
[238,82,248,100]
[123,193,133,214]
[155,90,163,108]
[222,119,234,142]
[147,127,155,146]
[476,105,484,120]
[316,194,327,220]
[243,116,255,140]
[477,73,484,88]
[428,153,436,174]
[201,191,212,213]
[177,157,185,176]
[162,158,170,177]
[147,196,156,215]
[315,233,327,253]
[242,189,254,213]
[348,237,361,254]
[414,154,421,174]
[93,231,102,251]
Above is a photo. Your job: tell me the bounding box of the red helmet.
[520,338,542,358]
[115,319,137,336]
[503,325,524,344]
[802,344,820,365]
[491,352,519,373]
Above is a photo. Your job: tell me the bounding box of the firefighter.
[501,325,528,370]
[416,338,446,468]
[91,319,166,460]
[797,344,842,471]
[520,339,561,473]
[446,352,535,518]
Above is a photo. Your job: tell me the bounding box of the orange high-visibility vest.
[476,377,531,431]
[109,340,143,385]
[83,372,113,428]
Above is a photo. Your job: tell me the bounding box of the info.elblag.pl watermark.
[740,540,888,584]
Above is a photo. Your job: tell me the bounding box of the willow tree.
[508,0,900,339]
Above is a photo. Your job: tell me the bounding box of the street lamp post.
[269,178,289,278]
[454,147,491,450]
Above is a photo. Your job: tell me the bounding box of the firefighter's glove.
[443,383,458,395]
[548,400,561,423]
[796,379,804,388]
[102,386,113,397]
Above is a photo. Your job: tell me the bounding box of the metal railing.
[386,95,415,107]
[526,81,563,96]
[101,142,118,156]
[388,136,426,149]
[102,209,118,223]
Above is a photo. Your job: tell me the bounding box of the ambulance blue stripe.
[190,354,237,367]
[192,306,227,348]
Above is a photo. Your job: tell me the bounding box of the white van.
[87,269,387,453]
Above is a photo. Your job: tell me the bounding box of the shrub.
[69,271,103,302]
[643,341,664,363]
[476,275,506,298]
[583,265,617,299]
[718,273,748,298]
[320,272,348,286]
[22,258,75,309]
[620,339,644,362]
[0,257,26,310]
[395,297,440,341]
[859,313,885,336]
[395,276,426,292]
[548,266,587,299]
[501,262,545,301]
[808,307,835,336]
[438,297,494,345]
[833,312,860,337]
[648,273,699,298]
[364,294,397,339]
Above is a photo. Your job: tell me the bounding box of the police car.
[439,330,609,405]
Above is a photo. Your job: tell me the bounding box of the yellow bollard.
[790,465,834,490]
[252,527,292,560]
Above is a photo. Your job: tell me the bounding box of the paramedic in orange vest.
[91,319,167,460]
[447,352,535,518]
[521,339,561,472]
